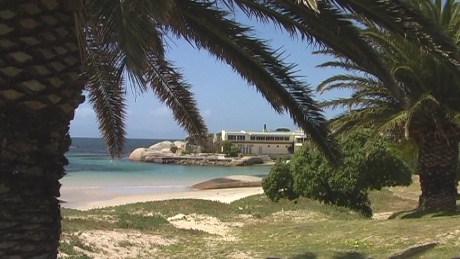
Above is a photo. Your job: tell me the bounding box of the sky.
[70,13,346,140]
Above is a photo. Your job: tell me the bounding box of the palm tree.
[317,0,460,211]
[0,0,457,257]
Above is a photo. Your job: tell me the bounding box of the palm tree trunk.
[0,0,83,257]
[418,131,459,211]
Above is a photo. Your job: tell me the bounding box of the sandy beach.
[61,175,264,210]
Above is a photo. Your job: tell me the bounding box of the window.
[228,135,237,140]
[250,136,255,141]
[237,135,245,141]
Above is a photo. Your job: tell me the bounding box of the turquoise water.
[61,138,271,200]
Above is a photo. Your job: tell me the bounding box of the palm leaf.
[333,0,459,67]
[145,55,209,145]
[84,42,127,158]
[165,0,341,163]
[227,0,399,97]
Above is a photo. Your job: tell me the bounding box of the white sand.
[64,187,264,210]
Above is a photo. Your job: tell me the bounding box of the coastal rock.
[129,141,266,166]
[148,141,176,153]
[173,141,186,150]
[233,156,264,166]
[128,148,147,161]
[129,141,182,162]
[192,175,263,190]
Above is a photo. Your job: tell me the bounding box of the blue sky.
[70,17,345,140]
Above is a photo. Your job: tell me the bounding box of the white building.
[221,127,308,155]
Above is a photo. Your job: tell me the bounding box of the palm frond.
[296,0,319,12]
[165,0,341,163]
[86,0,210,156]
[329,106,398,135]
[88,0,170,93]
[316,60,365,72]
[373,111,409,136]
[333,0,459,67]
[84,41,127,158]
[230,0,400,97]
[317,74,378,93]
[319,98,354,110]
[82,20,128,158]
[145,55,209,145]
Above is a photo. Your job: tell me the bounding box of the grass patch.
[231,195,363,220]
[112,199,234,219]
[369,189,418,213]
[115,212,170,230]
[60,180,460,258]
[59,236,96,258]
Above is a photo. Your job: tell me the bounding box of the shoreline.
[60,175,265,210]
[63,187,264,210]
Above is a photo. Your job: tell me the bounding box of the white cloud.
[74,105,95,119]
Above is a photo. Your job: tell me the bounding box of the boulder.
[129,140,267,167]
[128,148,147,161]
[232,156,264,166]
[192,175,263,190]
[173,141,186,150]
[130,141,186,162]
[148,141,175,153]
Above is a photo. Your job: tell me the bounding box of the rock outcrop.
[128,141,183,162]
[191,175,263,190]
[128,140,265,166]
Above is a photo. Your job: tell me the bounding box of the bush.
[263,130,412,217]
[262,158,299,202]
[221,140,240,157]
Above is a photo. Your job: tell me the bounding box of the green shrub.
[263,130,412,217]
[262,158,299,202]
[221,140,240,157]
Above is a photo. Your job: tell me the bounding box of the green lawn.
[60,179,460,258]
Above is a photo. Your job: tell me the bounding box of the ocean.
[60,137,271,207]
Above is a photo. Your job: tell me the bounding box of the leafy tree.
[0,0,455,256]
[222,140,240,157]
[316,0,460,211]
[275,128,291,132]
[263,130,411,217]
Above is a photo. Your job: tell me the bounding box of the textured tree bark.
[417,131,459,211]
[0,0,84,257]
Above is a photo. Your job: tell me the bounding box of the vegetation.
[263,130,412,217]
[59,182,460,258]
[221,140,240,157]
[275,128,291,132]
[316,0,460,211]
[261,158,299,202]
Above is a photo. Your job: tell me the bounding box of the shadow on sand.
[388,204,460,219]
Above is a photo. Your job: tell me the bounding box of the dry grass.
[60,178,460,258]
